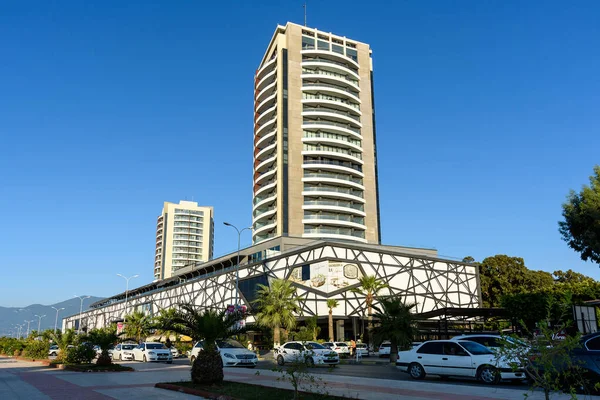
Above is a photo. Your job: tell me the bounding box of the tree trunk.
[367,302,373,349]
[390,340,398,363]
[274,324,281,348]
[328,309,334,342]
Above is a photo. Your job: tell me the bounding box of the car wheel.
[277,355,284,366]
[477,365,500,385]
[408,362,426,380]
[190,356,196,365]
[143,355,147,363]
[50,352,57,357]
[305,357,315,367]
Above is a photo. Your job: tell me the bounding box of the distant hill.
[0,296,103,336]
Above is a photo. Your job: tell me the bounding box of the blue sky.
[1,1,598,307]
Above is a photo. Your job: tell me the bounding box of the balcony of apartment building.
[302,169,364,191]
[300,37,359,78]
[302,210,366,230]
[302,183,365,204]
[301,143,363,170]
[302,156,363,179]
[256,58,277,91]
[303,196,366,217]
[303,224,367,243]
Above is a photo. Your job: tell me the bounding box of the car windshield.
[380,343,390,348]
[122,344,136,350]
[306,342,325,349]
[336,343,348,346]
[216,339,245,349]
[460,341,494,355]
[146,343,167,350]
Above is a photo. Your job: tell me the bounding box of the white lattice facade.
[63,239,481,332]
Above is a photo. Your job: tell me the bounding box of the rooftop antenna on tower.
[303,2,307,27]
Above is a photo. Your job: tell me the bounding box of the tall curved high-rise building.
[253,22,381,245]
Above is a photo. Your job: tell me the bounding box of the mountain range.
[0,296,103,336]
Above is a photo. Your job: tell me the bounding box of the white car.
[323,342,350,356]
[190,339,258,367]
[112,343,136,361]
[355,343,370,357]
[396,340,526,384]
[275,341,339,367]
[378,341,391,357]
[169,347,179,358]
[451,335,529,353]
[48,345,60,357]
[131,342,173,363]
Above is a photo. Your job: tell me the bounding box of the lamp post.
[24,320,33,337]
[223,222,252,306]
[74,295,91,334]
[34,314,46,336]
[15,324,23,339]
[51,307,65,333]
[117,274,139,318]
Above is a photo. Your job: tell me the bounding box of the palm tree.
[371,296,417,363]
[326,299,339,341]
[49,328,76,362]
[253,279,301,347]
[351,275,389,348]
[86,327,118,366]
[159,304,243,384]
[152,308,181,342]
[124,311,152,343]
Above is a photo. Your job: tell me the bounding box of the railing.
[302,56,358,73]
[304,213,365,224]
[302,106,360,122]
[302,67,358,85]
[254,219,276,229]
[303,144,362,160]
[253,192,276,205]
[302,93,359,110]
[303,120,361,134]
[303,158,362,172]
[303,130,361,146]
[304,226,365,239]
[253,205,276,218]
[303,185,364,198]
[303,81,360,98]
[303,171,363,185]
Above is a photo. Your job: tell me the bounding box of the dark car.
[563,333,600,394]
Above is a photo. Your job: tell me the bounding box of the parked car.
[112,343,136,361]
[190,339,258,367]
[322,342,350,356]
[451,334,529,353]
[275,341,339,366]
[378,341,391,357]
[355,343,370,357]
[48,344,75,357]
[554,332,600,395]
[131,342,173,363]
[396,340,526,384]
[169,347,179,358]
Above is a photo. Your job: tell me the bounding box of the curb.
[155,383,237,400]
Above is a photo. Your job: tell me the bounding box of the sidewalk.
[223,367,600,400]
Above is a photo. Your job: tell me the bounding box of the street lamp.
[34,314,46,336]
[51,307,65,333]
[223,222,252,306]
[15,324,23,339]
[24,320,33,337]
[74,295,91,334]
[117,274,139,318]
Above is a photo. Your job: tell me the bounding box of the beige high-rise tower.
[253,22,381,244]
[154,200,214,280]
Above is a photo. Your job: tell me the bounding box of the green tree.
[305,315,320,341]
[253,279,301,347]
[351,275,388,347]
[153,308,181,342]
[553,269,594,284]
[49,329,76,363]
[371,296,417,363]
[559,165,600,264]
[160,305,243,385]
[86,327,118,366]
[124,311,152,343]
[326,299,338,341]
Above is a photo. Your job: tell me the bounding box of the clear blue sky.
[1,1,598,307]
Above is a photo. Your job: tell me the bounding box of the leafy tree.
[326,299,338,341]
[49,329,76,362]
[553,269,594,284]
[253,279,301,347]
[371,296,417,363]
[124,311,152,343]
[462,256,476,263]
[159,305,243,385]
[559,165,600,264]
[86,327,118,366]
[351,275,388,347]
[304,315,320,341]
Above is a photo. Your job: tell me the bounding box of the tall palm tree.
[49,329,76,362]
[351,275,388,348]
[253,279,301,347]
[159,304,243,384]
[326,299,339,342]
[152,308,181,342]
[124,311,152,343]
[371,296,417,363]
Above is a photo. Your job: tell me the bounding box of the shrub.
[176,342,192,356]
[23,340,50,360]
[64,345,96,364]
